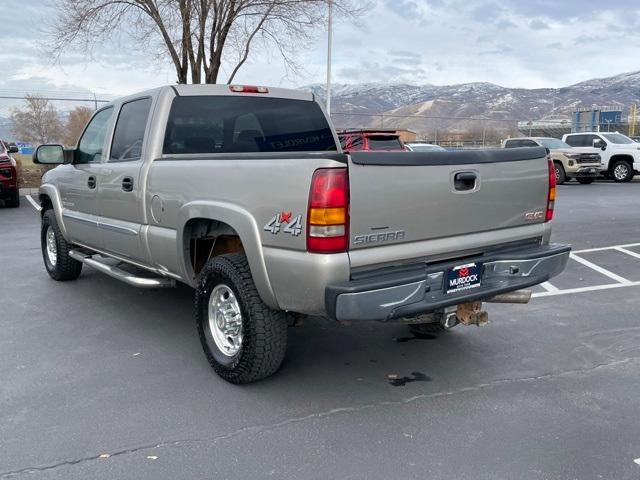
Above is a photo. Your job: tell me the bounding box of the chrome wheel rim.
[45,226,57,267]
[208,284,243,357]
[555,166,561,181]
[613,164,628,180]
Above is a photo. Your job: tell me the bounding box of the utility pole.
[326,0,333,115]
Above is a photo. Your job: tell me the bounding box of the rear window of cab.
[163,96,338,154]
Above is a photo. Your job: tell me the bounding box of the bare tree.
[63,106,94,146]
[10,95,64,145]
[48,0,362,84]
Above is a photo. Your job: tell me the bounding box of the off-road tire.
[610,160,633,183]
[5,190,20,208]
[41,209,83,281]
[554,162,566,185]
[577,177,595,184]
[195,253,289,384]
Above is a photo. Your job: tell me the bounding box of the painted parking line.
[539,282,559,292]
[568,253,631,284]
[532,242,640,298]
[615,247,640,260]
[572,242,640,254]
[25,194,42,212]
[634,458,640,466]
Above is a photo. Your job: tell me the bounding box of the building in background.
[572,107,623,133]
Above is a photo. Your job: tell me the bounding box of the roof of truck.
[171,84,314,102]
[104,84,316,108]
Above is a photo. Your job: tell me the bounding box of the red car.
[337,129,407,151]
[0,142,20,208]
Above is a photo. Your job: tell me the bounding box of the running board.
[69,250,176,288]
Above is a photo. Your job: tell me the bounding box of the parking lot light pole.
[326,0,333,115]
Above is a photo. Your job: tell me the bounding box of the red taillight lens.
[307,168,349,253]
[229,85,269,94]
[546,158,556,222]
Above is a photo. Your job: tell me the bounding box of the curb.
[19,188,39,196]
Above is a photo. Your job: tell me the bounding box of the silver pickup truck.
[33,84,570,383]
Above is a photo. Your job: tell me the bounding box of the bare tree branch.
[47,0,367,84]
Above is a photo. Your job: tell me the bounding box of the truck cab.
[562,132,640,182]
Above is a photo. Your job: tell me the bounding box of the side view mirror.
[7,145,19,154]
[593,139,606,150]
[33,144,69,165]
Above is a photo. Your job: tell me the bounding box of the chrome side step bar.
[69,250,176,289]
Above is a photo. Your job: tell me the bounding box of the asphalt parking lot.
[2,181,640,480]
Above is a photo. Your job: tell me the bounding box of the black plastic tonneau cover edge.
[349,146,548,166]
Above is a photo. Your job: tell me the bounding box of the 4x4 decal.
[264,211,303,236]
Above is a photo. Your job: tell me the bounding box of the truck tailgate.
[348,148,550,254]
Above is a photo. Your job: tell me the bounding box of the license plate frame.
[445,262,482,294]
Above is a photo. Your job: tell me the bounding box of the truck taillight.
[546,158,556,222]
[307,168,349,253]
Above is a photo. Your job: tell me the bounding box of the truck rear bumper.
[326,244,570,322]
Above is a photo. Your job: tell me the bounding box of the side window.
[76,107,113,164]
[564,135,581,147]
[110,98,152,162]
[587,134,601,147]
[520,139,538,147]
[504,140,517,148]
[350,135,364,151]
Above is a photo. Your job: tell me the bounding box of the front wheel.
[195,253,289,384]
[610,161,633,182]
[577,177,595,184]
[554,162,566,185]
[41,210,83,281]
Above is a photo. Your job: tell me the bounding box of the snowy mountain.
[304,71,640,137]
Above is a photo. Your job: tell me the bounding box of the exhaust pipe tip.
[486,289,533,304]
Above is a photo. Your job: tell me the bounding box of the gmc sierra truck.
[33,84,570,384]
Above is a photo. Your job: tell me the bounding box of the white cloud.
[1,0,640,102]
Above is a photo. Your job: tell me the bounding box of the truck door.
[97,97,153,263]
[57,107,114,247]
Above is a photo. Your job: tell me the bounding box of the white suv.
[562,132,640,182]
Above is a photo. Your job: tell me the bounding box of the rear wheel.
[610,160,633,182]
[554,162,566,185]
[5,190,19,208]
[577,177,595,184]
[195,253,289,384]
[41,210,83,281]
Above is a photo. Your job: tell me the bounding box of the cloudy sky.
[1,0,640,101]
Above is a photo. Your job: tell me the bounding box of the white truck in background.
[562,132,640,182]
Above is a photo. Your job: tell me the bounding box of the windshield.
[538,138,571,149]
[163,96,337,154]
[603,133,635,144]
[367,136,403,151]
[0,142,6,154]
[408,144,445,152]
